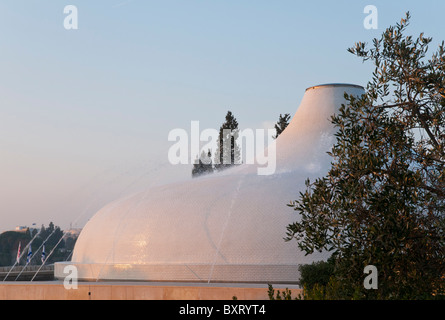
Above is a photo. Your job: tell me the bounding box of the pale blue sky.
[1,1,444,232]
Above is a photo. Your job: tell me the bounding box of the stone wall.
[0,281,301,300]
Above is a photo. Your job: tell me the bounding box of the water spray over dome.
[55,83,365,283]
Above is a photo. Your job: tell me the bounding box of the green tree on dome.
[192,149,214,178]
[272,113,291,139]
[214,111,241,171]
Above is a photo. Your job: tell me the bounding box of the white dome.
[58,83,364,283]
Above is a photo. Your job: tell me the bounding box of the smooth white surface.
[65,84,365,282]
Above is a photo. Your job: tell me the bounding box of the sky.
[1,0,444,233]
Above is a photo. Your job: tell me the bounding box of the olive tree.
[286,13,444,299]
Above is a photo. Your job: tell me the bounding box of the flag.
[27,245,32,264]
[41,245,46,263]
[16,242,21,264]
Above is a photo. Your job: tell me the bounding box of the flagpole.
[31,233,65,282]
[3,229,41,282]
[26,245,32,265]
[14,230,56,281]
[41,244,46,264]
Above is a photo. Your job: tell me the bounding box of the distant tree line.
[0,222,78,266]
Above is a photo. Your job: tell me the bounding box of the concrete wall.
[0,281,301,300]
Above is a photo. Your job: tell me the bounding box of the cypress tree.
[214,111,241,171]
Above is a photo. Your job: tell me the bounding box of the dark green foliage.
[286,13,445,299]
[267,284,294,300]
[0,231,31,266]
[192,149,214,178]
[298,259,335,291]
[296,258,365,300]
[273,113,291,139]
[214,111,241,171]
[0,222,78,266]
[192,110,241,176]
[38,222,64,248]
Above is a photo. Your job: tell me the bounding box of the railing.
[0,265,54,281]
